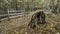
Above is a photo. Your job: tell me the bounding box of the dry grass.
[0,10,60,34]
[5,13,60,34]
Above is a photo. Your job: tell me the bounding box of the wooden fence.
[0,10,25,21]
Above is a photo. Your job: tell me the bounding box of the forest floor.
[0,10,60,34]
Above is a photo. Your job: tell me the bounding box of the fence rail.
[0,10,25,21]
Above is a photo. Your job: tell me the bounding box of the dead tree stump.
[28,11,46,29]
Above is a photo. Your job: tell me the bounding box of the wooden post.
[7,9,10,20]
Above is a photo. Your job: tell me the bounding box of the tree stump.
[28,11,46,29]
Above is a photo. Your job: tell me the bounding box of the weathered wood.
[28,11,46,29]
